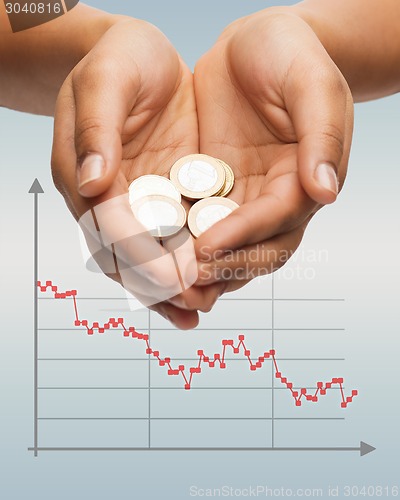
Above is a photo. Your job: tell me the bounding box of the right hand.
[51,18,222,329]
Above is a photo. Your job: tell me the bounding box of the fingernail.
[78,154,105,190]
[314,163,338,197]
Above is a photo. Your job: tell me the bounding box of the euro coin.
[128,175,181,205]
[188,197,239,238]
[170,154,226,200]
[216,160,235,197]
[130,195,187,238]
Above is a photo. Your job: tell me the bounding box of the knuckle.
[77,116,106,137]
[319,122,345,159]
[74,117,107,154]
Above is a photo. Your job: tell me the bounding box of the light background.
[1,0,399,498]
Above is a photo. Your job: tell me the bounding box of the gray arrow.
[28,179,44,195]
[360,441,376,456]
[28,442,376,457]
[29,179,44,458]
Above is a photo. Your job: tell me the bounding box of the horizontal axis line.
[37,417,345,421]
[27,446,359,452]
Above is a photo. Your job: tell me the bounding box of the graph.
[37,281,358,408]
[28,179,374,457]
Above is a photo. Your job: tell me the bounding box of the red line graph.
[38,281,358,408]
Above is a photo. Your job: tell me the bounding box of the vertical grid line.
[271,274,275,448]
[148,308,151,448]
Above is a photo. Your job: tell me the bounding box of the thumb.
[73,59,137,198]
[287,61,354,205]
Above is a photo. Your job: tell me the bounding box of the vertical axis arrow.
[29,179,44,458]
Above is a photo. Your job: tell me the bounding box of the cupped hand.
[193,9,353,289]
[51,18,222,329]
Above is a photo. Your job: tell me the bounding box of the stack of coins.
[128,155,238,239]
[169,154,235,200]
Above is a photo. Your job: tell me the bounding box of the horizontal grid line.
[38,328,345,331]
[37,358,345,362]
[38,297,344,301]
[37,386,345,390]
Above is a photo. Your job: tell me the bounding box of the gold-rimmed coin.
[216,159,235,197]
[129,175,182,205]
[188,197,239,238]
[130,195,187,238]
[170,154,226,200]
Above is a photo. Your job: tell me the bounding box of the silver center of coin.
[178,160,218,193]
[136,199,179,232]
[196,205,233,233]
[129,175,181,204]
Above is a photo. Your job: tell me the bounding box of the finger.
[80,198,201,308]
[284,37,354,205]
[149,303,200,330]
[52,72,130,221]
[174,279,252,306]
[102,269,201,330]
[195,224,306,286]
[195,166,316,259]
[71,55,139,198]
[162,282,229,329]
[170,282,226,312]
[100,268,200,330]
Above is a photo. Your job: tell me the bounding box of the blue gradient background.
[1,1,399,498]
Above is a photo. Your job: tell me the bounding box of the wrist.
[77,12,125,59]
[284,1,400,100]
[253,4,357,97]
[252,4,331,44]
[287,4,338,58]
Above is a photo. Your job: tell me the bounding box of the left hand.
[193,9,353,290]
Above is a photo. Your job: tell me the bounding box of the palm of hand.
[118,63,198,195]
[193,26,317,275]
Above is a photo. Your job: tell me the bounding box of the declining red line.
[38,281,358,408]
